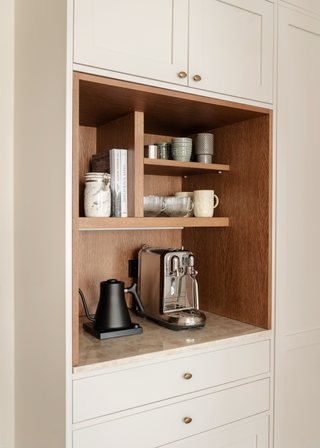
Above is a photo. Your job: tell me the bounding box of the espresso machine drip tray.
[139,309,206,331]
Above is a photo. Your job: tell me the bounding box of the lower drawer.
[73,378,269,448]
[161,415,269,448]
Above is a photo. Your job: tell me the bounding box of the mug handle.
[188,200,194,213]
[160,197,165,212]
[213,194,219,208]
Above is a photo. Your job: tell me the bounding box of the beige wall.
[0,0,15,447]
[14,0,71,446]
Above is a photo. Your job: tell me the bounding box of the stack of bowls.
[195,133,214,163]
[154,142,171,160]
[171,137,193,162]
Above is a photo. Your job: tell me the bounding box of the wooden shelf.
[78,217,229,229]
[144,158,230,176]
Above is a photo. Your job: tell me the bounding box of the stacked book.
[92,149,127,217]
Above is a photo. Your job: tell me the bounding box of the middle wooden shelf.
[144,158,230,176]
[78,217,229,230]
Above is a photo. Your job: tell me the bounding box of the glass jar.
[84,173,111,217]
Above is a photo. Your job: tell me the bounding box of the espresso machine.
[137,245,206,330]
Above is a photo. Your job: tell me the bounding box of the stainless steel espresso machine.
[137,245,206,330]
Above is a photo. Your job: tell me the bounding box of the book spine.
[120,149,127,217]
[114,149,121,217]
[109,149,115,217]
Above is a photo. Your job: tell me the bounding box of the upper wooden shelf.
[76,72,271,135]
[79,217,229,230]
[144,158,229,176]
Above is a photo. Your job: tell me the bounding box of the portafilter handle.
[125,283,145,312]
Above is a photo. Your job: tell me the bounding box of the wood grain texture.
[144,159,229,176]
[77,72,269,136]
[72,74,80,366]
[182,116,272,329]
[78,217,229,229]
[96,111,144,217]
[78,230,182,315]
[79,127,97,217]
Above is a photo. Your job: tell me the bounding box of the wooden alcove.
[72,72,272,366]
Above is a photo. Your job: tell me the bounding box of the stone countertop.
[73,311,271,375]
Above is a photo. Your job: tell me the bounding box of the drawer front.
[73,340,270,423]
[162,415,269,447]
[73,378,270,448]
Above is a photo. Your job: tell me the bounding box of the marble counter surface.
[74,311,271,375]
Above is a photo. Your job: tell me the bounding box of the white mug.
[193,190,219,217]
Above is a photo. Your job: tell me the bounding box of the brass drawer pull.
[178,71,187,78]
[193,75,202,81]
[184,417,192,424]
[184,373,192,380]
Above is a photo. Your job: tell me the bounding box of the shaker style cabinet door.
[188,0,273,103]
[74,0,188,85]
[275,6,320,448]
[280,0,320,17]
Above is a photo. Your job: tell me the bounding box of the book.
[120,149,127,217]
[112,149,121,217]
[91,151,110,173]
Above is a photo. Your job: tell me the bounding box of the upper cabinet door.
[74,0,189,86]
[281,0,320,17]
[189,0,274,103]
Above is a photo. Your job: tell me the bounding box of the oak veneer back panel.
[97,111,144,217]
[78,230,182,316]
[182,116,271,329]
[78,126,97,217]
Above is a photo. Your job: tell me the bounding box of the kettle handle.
[78,288,96,322]
[125,283,144,312]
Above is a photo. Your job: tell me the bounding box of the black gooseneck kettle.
[79,279,144,332]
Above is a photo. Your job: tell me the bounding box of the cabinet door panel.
[275,6,320,447]
[73,379,270,448]
[282,0,320,17]
[189,0,273,103]
[162,415,269,447]
[74,0,188,85]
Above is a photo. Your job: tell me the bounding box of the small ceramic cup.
[193,190,219,217]
[175,192,194,217]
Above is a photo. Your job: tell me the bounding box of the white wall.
[0,0,15,446]
[14,0,71,446]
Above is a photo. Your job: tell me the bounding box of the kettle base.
[83,321,143,340]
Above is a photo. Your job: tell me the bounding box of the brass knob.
[178,71,187,78]
[193,75,202,81]
[184,373,192,380]
[184,417,192,424]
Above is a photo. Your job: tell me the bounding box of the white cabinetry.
[73,339,271,447]
[281,0,320,17]
[74,0,273,103]
[189,0,273,103]
[275,6,320,447]
[164,416,269,448]
[74,0,189,86]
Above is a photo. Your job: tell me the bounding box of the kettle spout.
[78,288,96,322]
